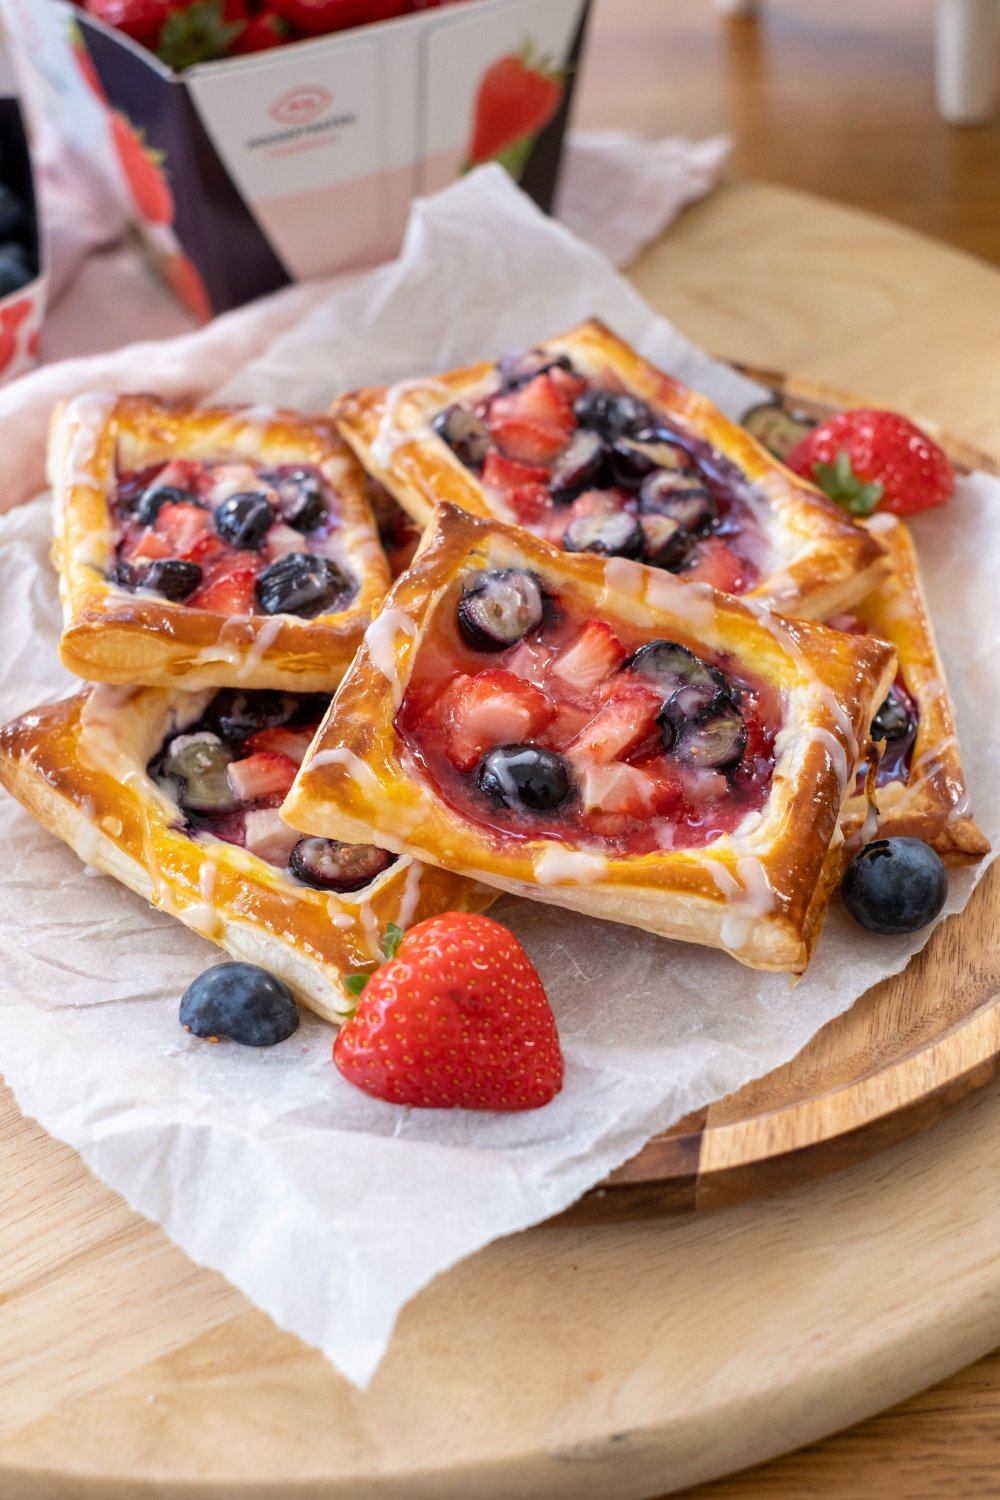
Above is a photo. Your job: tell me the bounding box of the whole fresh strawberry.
[85,0,174,47]
[230,9,288,52]
[335,913,564,1111]
[465,40,564,176]
[786,409,954,518]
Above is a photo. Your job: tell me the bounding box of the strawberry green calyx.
[157,0,243,70]
[342,922,405,1002]
[812,450,884,517]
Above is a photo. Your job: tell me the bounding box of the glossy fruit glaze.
[397,571,781,857]
[111,459,357,617]
[149,688,396,890]
[828,612,918,788]
[430,348,773,592]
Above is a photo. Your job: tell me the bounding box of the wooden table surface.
[1,181,999,1500]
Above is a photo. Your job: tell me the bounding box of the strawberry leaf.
[157,0,243,71]
[343,973,369,999]
[812,449,884,517]
[384,922,405,961]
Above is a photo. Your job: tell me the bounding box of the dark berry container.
[0,49,46,383]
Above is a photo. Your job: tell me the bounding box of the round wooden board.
[3,182,1000,1499]
[582,372,1000,1218]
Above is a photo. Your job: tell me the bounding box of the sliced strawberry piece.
[432,669,553,772]
[740,682,781,761]
[489,418,568,466]
[482,449,549,495]
[504,636,554,686]
[552,621,627,695]
[683,537,748,594]
[153,500,214,556]
[505,481,551,525]
[192,557,260,615]
[227,751,298,807]
[549,366,587,401]
[566,487,627,520]
[489,373,574,435]
[245,725,315,766]
[567,682,662,766]
[541,700,598,750]
[130,530,175,561]
[579,762,656,817]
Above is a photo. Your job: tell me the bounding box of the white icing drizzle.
[533,846,609,885]
[371,378,446,469]
[642,570,718,631]
[359,901,382,958]
[237,616,283,681]
[704,853,775,952]
[865,510,898,533]
[199,859,218,906]
[364,607,417,709]
[327,901,356,930]
[54,392,116,491]
[307,746,386,800]
[75,795,100,865]
[396,860,423,930]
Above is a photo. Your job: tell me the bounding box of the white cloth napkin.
[0,168,996,1390]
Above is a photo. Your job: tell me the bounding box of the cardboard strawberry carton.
[0,35,45,382]
[0,0,590,318]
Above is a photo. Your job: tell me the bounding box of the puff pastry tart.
[51,394,391,691]
[282,504,897,974]
[334,318,887,620]
[832,514,989,863]
[0,685,490,1022]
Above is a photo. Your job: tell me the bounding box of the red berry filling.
[110,459,356,618]
[430,350,773,592]
[398,574,781,857]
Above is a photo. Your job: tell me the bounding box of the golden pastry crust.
[839,514,989,863]
[334,317,888,621]
[51,393,392,691]
[0,686,491,1024]
[283,504,897,974]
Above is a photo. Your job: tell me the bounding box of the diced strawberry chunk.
[549,366,587,401]
[541,700,599,750]
[245,725,316,765]
[487,373,575,466]
[506,481,551,525]
[740,683,780,761]
[552,621,627,695]
[482,450,549,495]
[489,373,575,435]
[579,762,656,816]
[684,537,748,594]
[227,751,298,807]
[130,530,175,561]
[567,683,662,766]
[243,808,301,866]
[192,557,260,615]
[504,636,554,687]
[152,500,214,554]
[566,487,627,519]
[432,669,553,772]
[490,418,568,466]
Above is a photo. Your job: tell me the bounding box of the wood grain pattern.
[2,183,1000,1498]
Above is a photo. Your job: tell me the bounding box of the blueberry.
[548,430,609,499]
[871,686,915,743]
[135,484,202,526]
[496,349,574,389]
[160,731,241,814]
[432,404,491,468]
[0,241,33,298]
[840,837,947,934]
[626,639,729,700]
[477,744,572,812]
[215,490,274,550]
[611,437,692,489]
[274,469,327,533]
[562,509,644,559]
[108,559,139,590]
[573,390,653,440]
[639,513,696,571]
[209,689,298,745]
[639,472,716,533]
[180,961,299,1046]
[660,686,747,769]
[141,558,203,602]
[255,552,352,618]
[0,185,28,241]
[458,568,544,651]
[289,837,396,892]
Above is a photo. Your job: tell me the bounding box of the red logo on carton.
[268,87,333,127]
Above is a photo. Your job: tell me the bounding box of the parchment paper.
[0,169,997,1387]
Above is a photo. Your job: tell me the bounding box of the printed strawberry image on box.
[1,0,590,318]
